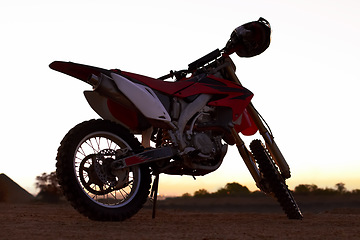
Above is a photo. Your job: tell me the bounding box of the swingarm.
[111,146,177,170]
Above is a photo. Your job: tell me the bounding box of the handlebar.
[158,49,222,80]
[188,49,221,71]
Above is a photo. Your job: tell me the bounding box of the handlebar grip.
[188,49,221,71]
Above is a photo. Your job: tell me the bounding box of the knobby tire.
[56,119,151,221]
[250,139,303,219]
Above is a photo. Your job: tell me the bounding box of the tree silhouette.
[335,183,346,194]
[181,192,192,198]
[294,184,319,195]
[215,182,250,196]
[35,171,62,202]
[193,188,210,197]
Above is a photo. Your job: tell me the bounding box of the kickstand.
[150,173,160,219]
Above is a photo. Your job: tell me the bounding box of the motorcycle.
[50,17,303,221]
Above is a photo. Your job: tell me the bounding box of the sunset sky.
[1,0,359,196]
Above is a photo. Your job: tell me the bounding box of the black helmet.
[224,17,271,57]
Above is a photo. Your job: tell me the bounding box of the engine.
[192,132,216,157]
[157,97,230,176]
[180,109,229,174]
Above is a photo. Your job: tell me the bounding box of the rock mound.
[0,173,34,203]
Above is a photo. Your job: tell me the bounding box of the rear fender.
[49,61,112,83]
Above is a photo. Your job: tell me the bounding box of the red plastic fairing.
[121,72,254,124]
[120,71,195,95]
[174,75,254,121]
[235,109,258,136]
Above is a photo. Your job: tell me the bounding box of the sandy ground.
[1,196,360,240]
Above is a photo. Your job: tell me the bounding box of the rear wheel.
[250,139,303,219]
[56,119,151,221]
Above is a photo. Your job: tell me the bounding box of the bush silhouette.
[294,183,353,196]
[187,182,360,198]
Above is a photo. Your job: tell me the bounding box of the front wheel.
[250,139,303,219]
[56,119,151,221]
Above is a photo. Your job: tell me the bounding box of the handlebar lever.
[158,70,189,81]
[158,71,174,80]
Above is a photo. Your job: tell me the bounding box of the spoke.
[82,166,90,173]
[110,191,117,200]
[120,188,130,199]
[82,174,89,182]
[84,139,98,153]
[91,194,97,200]
[77,146,87,157]
[107,139,114,150]
[74,161,81,169]
[94,138,101,152]
[118,188,126,199]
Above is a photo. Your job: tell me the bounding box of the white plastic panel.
[111,73,171,122]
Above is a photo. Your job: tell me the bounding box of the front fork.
[224,56,291,187]
[230,127,262,187]
[231,102,291,189]
[246,102,291,179]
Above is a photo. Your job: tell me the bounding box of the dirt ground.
[1,195,360,240]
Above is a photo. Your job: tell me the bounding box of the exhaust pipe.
[87,74,100,87]
[88,73,135,109]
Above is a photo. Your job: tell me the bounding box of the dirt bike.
[50,17,303,221]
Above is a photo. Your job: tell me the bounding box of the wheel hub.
[79,149,130,194]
